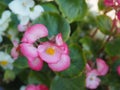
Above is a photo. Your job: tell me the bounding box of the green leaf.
[80,36,101,60]
[55,0,87,23]
[0,2,6,15]
[105,38,120,56]
[28,71,42,84]
[96,15,112,34]
[50,74,86,90]
[98,0,106,10]
[4,70,15,83]
[41,2,59,14]
[58,44,86,78]
[13,56,28,69]
[111,59,120,73]
[33,12,70,41]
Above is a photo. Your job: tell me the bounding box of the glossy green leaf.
[13,56,28,69]
[80,36,101,60]
[33,12,70,41]
[105,38,120,56]
[50,75,85,90]
[96,15,112,34]
[55,0,87,23]
[41,2,59,14]
[58,44,85,78]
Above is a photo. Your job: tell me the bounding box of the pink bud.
[104,0,114,6]
[28,57,43,71]
[55,33,69,54]
[117,66,120,75]
[11,40,19,60]
[36,84,49,90]
[48,54,70,72]
[86,63,92,73]
[18,24,27,32]
[20,43,38,60]
[86,69,101,89]
[25,84,37,90]
[21,24,48,43]
[55,33,64,46]
[38,42,62,63]
[11,47,19,60]
[96,58,109,76]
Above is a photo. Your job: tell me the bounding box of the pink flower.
[48,54,70,72]
[55,33,64,46]
[96,58,109,76]
[28,57,43,71]
[20,43,38,60]
[21,24,48,43]
[18,24,28,32]
[55,33,69,54]
[117,66,120,75]
[36,84,49,90]
[38,42,62,63]
[104,0,114,6]
[86,63,92,74]
[25,84,37,90]
[20,43,43,71]
[86,69,101,89]
[11,40,19,60]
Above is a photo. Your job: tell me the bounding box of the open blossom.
[86,69,101,89]
[0,51,14,70]
[9,0,44,25]
[96,58,109,76]
[9,0,35,16]
[48,54,70,72]
[21,24,48,43]
[20,43,43,71]
[0,10,11,42]
[38,42,62,63]
[38,33,70,71]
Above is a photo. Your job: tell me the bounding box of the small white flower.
[9,0,44,25]
[9,0,35,16]
[29,5,44,20]
[0,10,11,43]
[0,10,11,31]
[18,15,29,25]
[0,51,14,70]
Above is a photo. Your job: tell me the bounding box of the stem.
[90,28,98,38]
[97,24,116,55]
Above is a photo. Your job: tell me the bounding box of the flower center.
[46,47,55,55]
[0,61,8,66]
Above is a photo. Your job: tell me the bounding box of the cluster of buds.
[19,24,70,72]
[86,58,109,89]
